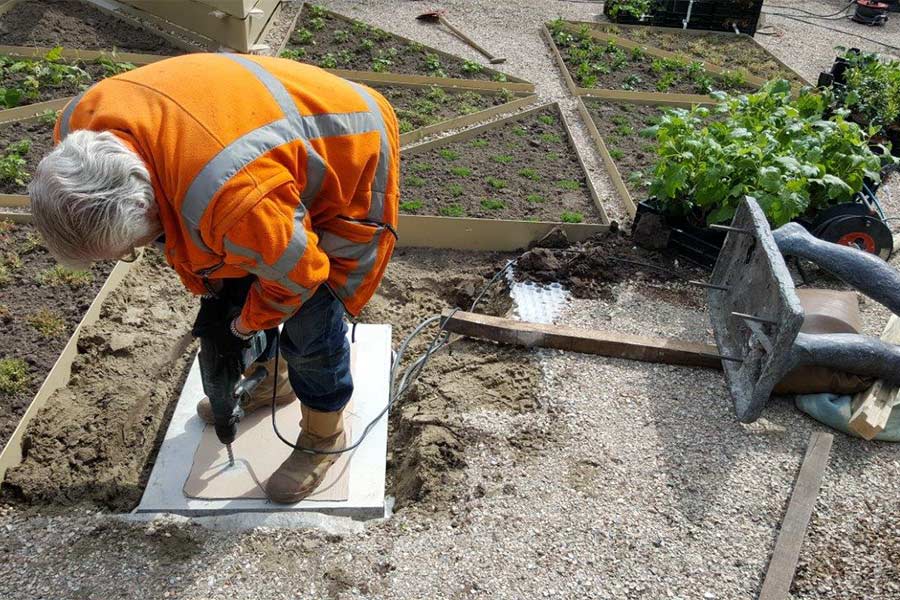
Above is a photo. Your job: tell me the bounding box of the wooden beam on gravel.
[849,315,900,440]
[758,431,834,600]
[440,310,724,369]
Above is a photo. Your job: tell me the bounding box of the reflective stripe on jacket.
[55,53,399,330]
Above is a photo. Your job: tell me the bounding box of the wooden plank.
[0,194,29,208]
[0,44,166,65]
[398,215,607,251]
[577,98,637,217]
[326,68,534,94]
[400,93,537,147]
[0,97,68,126]
[0,257,139,484]
[758,431,834,600]
[849,315,900,439]
[441,310,724,368]
[576,87,716,105]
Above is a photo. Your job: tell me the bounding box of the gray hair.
[28,130,155,268]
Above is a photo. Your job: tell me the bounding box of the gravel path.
[2,2,900,599]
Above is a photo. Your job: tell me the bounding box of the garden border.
[576,94,715,217]
[402,101,611,226]
[282,5,531,85]
[541,24,733,105]
[0,255,139,486]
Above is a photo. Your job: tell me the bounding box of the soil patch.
[592,22,807,85]
[375,84,516,136]
[0,54,135,110]
[0,0,184,55]
[400,107,601,223]
[282,4,511,82]
[0,118,55,195]
[515,227,704,304]
[360,248,541,509]
[548,23,758,95]
[0,221,113,452]
[2,251,197,511]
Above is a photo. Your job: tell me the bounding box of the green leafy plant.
[540,133,562,144]
[835,48,900,136]
[609,148,624,160]
[519,168,541,181]
[427,86,449,103]
[462,60,483,74]
[448,183,464,197]
[512,126,527,137]
[605,0,654,19]
[360,39,375,53]
[486,177,507,189]
[424,53,446,77]
[280,48,307,61]
[0,47,92,108]
[308,4,327,18]
[0,139,31,186]
[399,199,424,212]
[538,115,555,126]
[96,56,134,76]
[38,265,93,288]
[308,16,326,31]
[492,73,508,83]
[450,166,472,177]
[405,175,426,187]
[27,308,66,337]
[526,194,545,203]
[440,203,464,217]
[491,154,513,164]
[292,28,314,45]
[333,30,349,43]
[622,74,642,90]
[642,80,896,227]
[560,211,584,223]
[411,162,432,173]
[18,231,42,254]
[398,119,414,134]
[470,138,489,148]
[372,56,392,72]
[438,149,460,161]
[557,179,581,190]
[319,53,338,69]
[0,357,28,395]
[480,198,505,211]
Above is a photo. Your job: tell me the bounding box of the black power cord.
[269,259,518,455]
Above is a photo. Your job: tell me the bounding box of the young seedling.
[470,138,489,148]
[440,204,464,217]
[424,53,447,77]
[280,48,307,61]
[308,16,326,31]
[27,308,66,338]
[398,119,415,134]
[538,115,555,126]
[3,250,21,270]
[615,123,634,136]
[410,162,433,173]
[526,194,545,203]
[426,86,449,104]
[491,154,513,164]
[462,60,483,74]
[0,357,28,395]
[292,28,314,45]
[609,148,624,160]
[512,126,527,137]
[360,39,375,53]
[96,56,135,77]
[399,199,424,212]
[481,198,505,211]
[486,177,507,189]
[414,99,438,115]
[405,175,426,187]
[333,30,350,43]
[448,183,464,197]
[492,73,508,83]
[308,4,327,18]
[557,179,581,190]
[540,133,562,144]
[438,149,460,161]
[560,211,584,223]
[320,53,338,69]
[450,166,472,177]
[547,152,561,160]
[0,139,31,186]
[37,265,93,288]
[519,168,541,181]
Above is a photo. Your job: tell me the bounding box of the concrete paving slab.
[134,324,391,519]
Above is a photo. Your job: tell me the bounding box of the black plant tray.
[604,0,764,35]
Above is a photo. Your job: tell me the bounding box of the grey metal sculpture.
[709,197,900,423]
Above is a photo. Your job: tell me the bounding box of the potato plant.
[640,80,897,227]
[833,48,900,138]
[0,139,31,186]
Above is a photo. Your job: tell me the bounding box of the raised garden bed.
[400,103,606,225]
[0,114,55,198]
[0,219,114,455]
[280,4,520,83]
[585,22,808,86]
[545,20,757,101]
[0,0,187,55]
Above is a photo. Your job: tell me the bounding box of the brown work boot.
[196,356,295,424]
[265,404,346,504]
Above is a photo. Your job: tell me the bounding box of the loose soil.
[591,22,808,85]
[2,251,197,511]
[283,4,512,82]
[0,221,113,453]
[583,99,664,200]
[0,0,184,55]
[0,55,135,110]
[0,118,55,195]
[515,227,704,305]
[375,84,517,136]
[400,107,602,223]
[549,24,758,95]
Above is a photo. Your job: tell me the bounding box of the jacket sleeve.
[221,182,330,331]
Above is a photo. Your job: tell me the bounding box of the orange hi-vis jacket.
[55,53,399,331]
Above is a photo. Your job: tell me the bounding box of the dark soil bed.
[549,22,758,95]
[400,107,601,223]
[376,84,517,136]
[0,54,134,110]
[0,220,113,453]
[0,118,55,195]
[0,0,184,55]
[282,4,512,82]
[591,22,807,85]
[583,99,663,200]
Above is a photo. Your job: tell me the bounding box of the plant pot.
[654,0,765,35]
[633,199,726,267]
[603,1,654,25]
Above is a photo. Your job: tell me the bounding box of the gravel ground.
[2,2,900,599]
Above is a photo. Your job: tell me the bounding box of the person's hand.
[232,314,254,337]
[192,296,253,355]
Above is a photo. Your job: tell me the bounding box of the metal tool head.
[708,197,805,423]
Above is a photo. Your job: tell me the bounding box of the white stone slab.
[135,324,391,519]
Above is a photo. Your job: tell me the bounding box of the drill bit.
[226,443,235,467]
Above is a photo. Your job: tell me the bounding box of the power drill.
[197,328,270,466]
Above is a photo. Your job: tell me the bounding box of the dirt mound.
[516,228,703,299]
[3,251,197,511]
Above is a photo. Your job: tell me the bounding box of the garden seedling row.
[401,102,608,227]
[543,21,757,104]
[582,22,808,86]
[279,4,525,84]
[0,219,131,484]
[0,0,195,55]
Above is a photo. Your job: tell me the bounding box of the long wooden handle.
[439,16,499,62]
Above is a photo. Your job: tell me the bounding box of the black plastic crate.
[604,0,764,35]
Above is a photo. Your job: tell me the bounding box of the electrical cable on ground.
[270,259,518,455]
[763,1,856,20]
[764,12,900,53]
